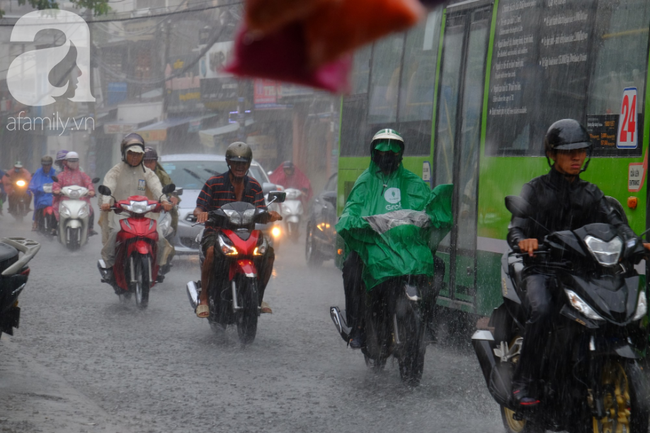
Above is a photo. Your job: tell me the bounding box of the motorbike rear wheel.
[133,255,150,310]
[588,360,649,433]
[395,297,426,386]
[288,221,300,243]
[235,277,259,345]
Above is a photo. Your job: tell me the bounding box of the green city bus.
[336,0,650,317]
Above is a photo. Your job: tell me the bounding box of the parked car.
[305,173,338,267]
[159,154,281,254]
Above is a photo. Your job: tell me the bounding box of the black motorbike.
[330,211,442,386]
[472,196,650,433]
[0,238,40,338]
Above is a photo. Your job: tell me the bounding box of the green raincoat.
[336,162,453,290]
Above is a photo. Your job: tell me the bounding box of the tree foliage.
[12,0,110,16]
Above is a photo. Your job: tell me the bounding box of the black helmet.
[41,155,53,165]
[544,119,592,153]
[225,141,252,163]
[283,160,294,170]
[144,146,158,161]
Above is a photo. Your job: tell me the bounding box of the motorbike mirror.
[98,185,112,196]
[51,175,59,183]
[505,196,533,218]
[162,183,176,195]
[267,191,286,204]
[323,190,337,206]
[175,187,183,196]
[91,177,100,184]
[262,182,277,195]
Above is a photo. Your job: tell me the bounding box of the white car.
[159,154,281,254]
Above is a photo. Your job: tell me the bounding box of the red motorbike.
[97,184,175,309]
[186,191,285,344]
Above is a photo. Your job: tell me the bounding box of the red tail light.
[20,268,30,277]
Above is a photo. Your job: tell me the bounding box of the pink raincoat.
[268,163,313,204]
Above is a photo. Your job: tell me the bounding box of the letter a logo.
[7,10,95,106]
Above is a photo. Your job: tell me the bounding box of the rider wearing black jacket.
[507,119,637,406]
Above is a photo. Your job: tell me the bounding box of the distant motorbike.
[472,196,650,433]
[186,191,285,344]
[55,177,100,251]
[281,188,304,243]
[97,184,176,309]
[0,237,40,338]
[8,179,31,222]
[34,183,56,238]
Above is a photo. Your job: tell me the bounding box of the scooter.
[56,178,99,251]
[472,195,650,433]
[8,179,31,223]
[97,184,176,309]
[186,191,285,345]
[281,188,303,243]
[0,237,40,338]
[35,183,56,238]
[330,211,441,386]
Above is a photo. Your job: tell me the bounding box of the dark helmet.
[120,133,146,157]
[370,128,404,174]
[41,155,53,165]
[282,161,294,170]
[544,119,592,153]
[144,146,158,161]
[544,119,592,173]
[225,141,252,163]
[55,150,68,162]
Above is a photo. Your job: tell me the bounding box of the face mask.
[375,153,400,173]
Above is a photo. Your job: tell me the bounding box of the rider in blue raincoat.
[28,156,55,231]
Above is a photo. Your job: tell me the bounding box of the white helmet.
[65,151,79,160]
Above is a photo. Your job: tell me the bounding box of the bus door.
[433,1,492,309]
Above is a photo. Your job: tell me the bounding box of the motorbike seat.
[0,242,18,274]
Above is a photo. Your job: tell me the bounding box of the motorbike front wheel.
[395,297,426,386]
[305,223,323,268]
[588,360,649,433]
[235,277,259,345]
[66,227,81,251]
[133,255,150,310]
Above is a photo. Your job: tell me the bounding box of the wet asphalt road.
[0,214,505,433]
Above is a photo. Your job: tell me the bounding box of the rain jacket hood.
[28,167,55,209]
[336,160,453,289]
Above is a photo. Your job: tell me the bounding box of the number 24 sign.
[617,87,638,149]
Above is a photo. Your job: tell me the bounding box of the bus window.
[368,33,405,126]
[587,0,649,157]
[340,47,372,157]
[399,9,442,156]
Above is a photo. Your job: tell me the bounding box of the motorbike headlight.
[15,180,26,187]
[254,237,267,256]
[271,226,281,238]
[584,235,622,267]
[127,200,155,214]
[60,204,72,218]
[218,233,238,256]
[69,189,81,199]
[242,208,256,225]
[565,289,605,321]
[633,291,647,321]
[286,189,301,200]
[77,205,89,219]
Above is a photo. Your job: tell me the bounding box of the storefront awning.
[134,114,216,142]
[199,119,255,148]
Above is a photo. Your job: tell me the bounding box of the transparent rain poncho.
[336,161,452,290]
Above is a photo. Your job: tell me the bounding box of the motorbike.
[34,183,56,238]
[330,211,439,386]
[9,179,31,222]
[55,177,100,251]
[0,237,40,338]
[281,187,304,243]
[472,195,650,433]
[97,183,176,309]
[186,191,286,345]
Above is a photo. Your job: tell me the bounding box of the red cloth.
[52,167,95,220]
[2,168,31,196]
[268,163,313,204]
[224,22,352,94]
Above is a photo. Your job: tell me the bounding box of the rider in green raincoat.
[336,129,453,348]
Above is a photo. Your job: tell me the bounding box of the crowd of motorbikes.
[3,166,650,433]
